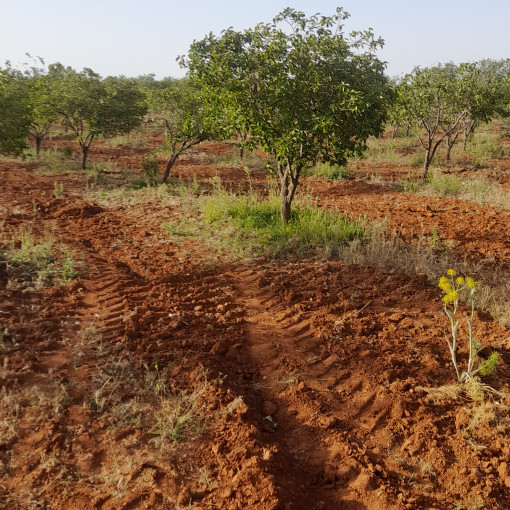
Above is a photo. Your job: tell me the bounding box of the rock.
[388,313,404,323]
[498,462,509,479]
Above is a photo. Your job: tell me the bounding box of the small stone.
[220,488,233,498]
[388,313,404,323]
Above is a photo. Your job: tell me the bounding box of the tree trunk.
[423,149,431,180]
[278,161,300,224]
[445,131,460,164]
[35,136,42,157]
[280,189,292,224]
[162,154,178,183]
[423,141,442,180]
[445,142,452,164]
[81,146,89,170]
[238,131,247,160]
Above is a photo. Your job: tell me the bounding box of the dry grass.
[340,218,510,326]
[417,384,466,405]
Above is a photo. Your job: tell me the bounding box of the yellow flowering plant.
[439,269,499,382]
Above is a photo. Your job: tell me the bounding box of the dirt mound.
[41,198,104,219]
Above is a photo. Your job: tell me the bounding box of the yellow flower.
[456,276,465,285]
[438,276,451,292]
[447,269,456,277]
[442,290,458,304]
[466,277,475,289]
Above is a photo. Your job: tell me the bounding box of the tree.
[394,64,473,178]
[46,64,147,169]
[459,59,510,151]
[27,70,57,157]
[146,78,209,182]
[181,7,390,223]
[393,61,508,176]
[0,64,32,156]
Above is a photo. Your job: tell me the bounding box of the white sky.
[1,0,509,79]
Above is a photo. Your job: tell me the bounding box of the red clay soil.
[2,144,510,509]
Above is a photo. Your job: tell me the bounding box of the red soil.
[1,140,510,509]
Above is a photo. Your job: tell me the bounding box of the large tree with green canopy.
[181,7,390,223]
[46,64,147,169]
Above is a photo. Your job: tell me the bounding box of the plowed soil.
[2,137,510,510]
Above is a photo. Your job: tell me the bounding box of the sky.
[1,0,509,79]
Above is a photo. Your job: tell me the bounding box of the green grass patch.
[426,170,462,197]
[199,184,364,258]
[304,161,353,180]
[394,168,510,209]
[466,135,505,167]
[1,227,80,287]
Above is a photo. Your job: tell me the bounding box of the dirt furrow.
[228,264,401,509]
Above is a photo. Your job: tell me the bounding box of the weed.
[35,146,80,174]
[161,218,196,237]
[90,355,136,412]
[151,370,210,445]
[59,247,79,282]
[0,388,20,444]
[140,153,160,187]
[439,269,499,383]
[53,181,64,198]
[1,228,80,287]
[80,322,104,352]
[107,131,147,148]
[425,227,455,254]
[197,466,219,490]
[467,135,504,167]
[196,146,268,171]
[454,492,485,510]
[395,172,422,193]
[417,458,436,477]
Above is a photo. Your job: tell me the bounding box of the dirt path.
[229,264,394,509]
